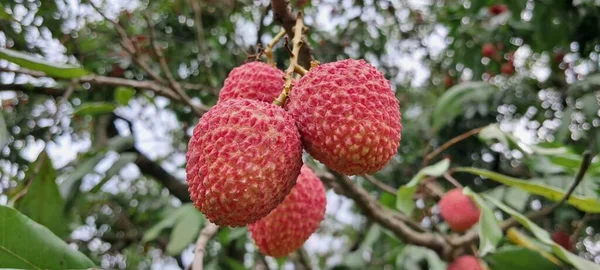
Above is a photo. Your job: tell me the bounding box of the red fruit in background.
[286,59,402,175]
[554,51,565,64]
[447,255,483,270]
[218,61,285,104]
[111,65,125,77]
[439,188,481,232]
[482,43,496,58]
[489,4,509,15]
[444,75,454,88]
[249,165,326,257]
[552,231,573,251]
[186,99,303,227]
[501,62,515,75]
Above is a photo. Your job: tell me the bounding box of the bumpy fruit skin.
[447,256,482,270]
[218,61,285,103]
[249,165,326,257]
[439,188,481,232]
[286,59,402,175]
[186,99,303,227]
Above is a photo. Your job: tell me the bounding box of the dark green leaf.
[114,87,136,106]
[142,204,195,243]
[484,246,561,270]
[0,112,8,150]
[432,82,496,129]
[14,152,67,237]
[0,205,95,269]
[0,48,88,79]
[73,102,116,117]
[166,206,205,255]
[397,159,450,215]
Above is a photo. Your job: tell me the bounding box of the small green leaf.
[0,112,8,150]
[14,152,67,237]
[395,245,446,270]
[0,4,12,21]
[463,187,502,256]
[396,159,450,215]
[0,205,95,269]
[59,154,104,200]
[166,207,205,255]
[484,246,561,270]
[142,204,195,243]
[73,102,116,116]
[0,48,88,79]
[114,87,136,106]
[457,167,600,213]
[483,195,600,270]
[106,136,135,152]
[432,82,496,129]
[90,153,137,193]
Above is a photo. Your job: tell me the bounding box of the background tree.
[0,0,599,269]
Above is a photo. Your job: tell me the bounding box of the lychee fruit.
[501,62,515,75]
[481,43,496,58]
[286,59,402,175]
[552,231,573,251]
[218,61,285,103]
[439,188,481,232]
[249,165,326,257]
[488,4,508,15]
[444,74,454,88]
[186,99,303,227]
[447,255,483,270]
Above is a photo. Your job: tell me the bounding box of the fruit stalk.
[273,12,305,107]
[192,222,219,270]
[265,29,287,66]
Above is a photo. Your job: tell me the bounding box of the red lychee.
[447,255,483,270]
[218,61,285,103]
[444,74,454,88]
[488,4,508,15]
[501,62,515,75]
[249,165,326,257]
[186,99,303,227]
[552,231,573,251]
[482,43,496,58]
[286,59,402,175]
[439,188,480,232]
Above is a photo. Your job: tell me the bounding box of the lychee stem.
[273,12,305,107]
[294,64,308,75]
[506,228,561,265]
[265,29,286,66]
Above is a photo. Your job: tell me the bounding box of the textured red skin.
[186,99,303,227]
[286,59,402,175]
[439,189,481,232]
[249,165,326,257]
[218,61,285,103]
[447,256,482,270]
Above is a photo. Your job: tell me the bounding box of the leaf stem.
[264,29,286,66]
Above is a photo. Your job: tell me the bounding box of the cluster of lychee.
[185,58,403,257]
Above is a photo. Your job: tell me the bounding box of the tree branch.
[192,222,219,270]
[271,0,313,68]
[423,126,484,166]
[362,175,397,195]
[133,148,191,203]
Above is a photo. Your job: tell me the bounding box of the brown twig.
[192,222,219,270]
[145,14,206,116]
[443,172,464,189]
[570,213,591,245]
[264,29,286,66]
[423,126,484,166]
[544,150,592,213]
[362,175,397,194]
[273,12,305,106]
[271,0,313,68]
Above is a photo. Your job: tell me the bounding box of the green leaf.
[395,245,446,270]
[484,246,561,270]
[483,195,600,270]
[0,205,95,269]
[114,87,136,106]
[396,159,450,215]
[456,167,600,213]
[432,82,496,129]
[479,124,568,155]
[90,153,137,193]
[0,4,12,21]
[142,204,194,243]
[463,187,502,256]
[106,136,135,152]
[59,154,103,199]
[224,258,246,270]
[0,112,8,150]
[14,152,67,237]
[0,48,88,79]
[73,102,116,117]
[166,207,205,255]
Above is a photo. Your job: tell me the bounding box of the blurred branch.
[133,148,191,203]
[188,0,206,53]
[192,222,219,270]
[145,13,207,115]
[256,3,272,46]
[546,150,592,213]
[318,169,452,258]
[271,0,313,68]
[362,175,397,194]
[423,126,484,166]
